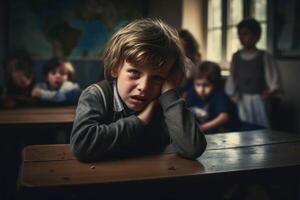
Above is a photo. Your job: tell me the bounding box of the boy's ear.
[110,67,119,78]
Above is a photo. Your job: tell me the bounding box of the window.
[206,0,268,69]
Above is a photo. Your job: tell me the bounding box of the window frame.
[205,0,270,69]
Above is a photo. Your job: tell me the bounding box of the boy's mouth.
[131,95,146,102]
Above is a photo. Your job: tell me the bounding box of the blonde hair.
[103,18,185,82]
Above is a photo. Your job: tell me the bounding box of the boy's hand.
[161,68,184,93]
[31,88,43,98]
[137,100,157,125]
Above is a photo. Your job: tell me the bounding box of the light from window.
[251,0,267,49]
[226,0,243,63]
[207,0,222,62]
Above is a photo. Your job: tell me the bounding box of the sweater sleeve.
[70,85,144,161]
[158,89,207,159]
[263,51,282,93]
[225,52,239,102]
[38,81,80,102]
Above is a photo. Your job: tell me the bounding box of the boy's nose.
[137,77,150,93]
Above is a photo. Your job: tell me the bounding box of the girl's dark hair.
[179,29,201,64]
[4,50,33,78]
[237,18,262,37]
[194,61,221,87]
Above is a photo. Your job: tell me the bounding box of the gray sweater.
[70,80,206,161]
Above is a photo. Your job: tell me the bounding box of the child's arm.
[263,51,282,96]
[32,81,80,102]
[70,85,146,161]
[225,53,239,102]
[159,69,207,159]
[200,113,230,132]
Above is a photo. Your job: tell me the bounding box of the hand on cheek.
[137,100,157,125]
[161,68,184,93]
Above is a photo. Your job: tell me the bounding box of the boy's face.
[11,69,32,89]
[47,65,68,90]
[238,27,259,49]
[194,78,214,100]
[112,60,171,111]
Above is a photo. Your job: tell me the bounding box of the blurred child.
[1,51,36,108]
[178,30,202,95]
[70,19,207,162]
[31,57,81,105]
[186,61,242,133]
[225,18,281,128]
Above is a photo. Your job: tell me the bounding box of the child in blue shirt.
[186,61,243,133]
[70,19,207,161]
[31,57,81,105]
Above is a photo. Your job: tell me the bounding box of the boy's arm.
[160,67,207,159]
[159,89,206,159]
[200,113,230,131]
[70,85,144,161]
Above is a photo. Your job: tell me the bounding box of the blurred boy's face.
[11,69,32,89]
[194,78,214,99]
[112,60,171,111]
[47,65,68,90]
[238,27,259,49]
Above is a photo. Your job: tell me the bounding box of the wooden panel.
[198,142,300,173]
[21,142,300,187]
[0,106,76,125]
[205,129,300,149]
[23,130,300,161]
[21,154,204,187]
[23,144,75,162]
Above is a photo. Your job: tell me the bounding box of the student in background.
[31,57,81,105]
[225,18,281,128]
[186,61,243,134]
[178,29,202,94]
[70,19,207,162]
[1,51,36,108]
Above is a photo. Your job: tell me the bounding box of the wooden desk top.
[0,106,76,125]
[20,130,300,188]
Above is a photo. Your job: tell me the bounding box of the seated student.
[1,51,36,108]
[70,18,207,162]
[31,57,81,105]
[186,61,246,134]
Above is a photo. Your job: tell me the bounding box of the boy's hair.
[5,50,33,79]
[103,18,185,82]
[194,61,222,87]
[237,18,261,37]
[179,29,200,63]
[43,57,75,81]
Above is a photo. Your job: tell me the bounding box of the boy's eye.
[127,69,140,79]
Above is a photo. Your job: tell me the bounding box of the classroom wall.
[147,0,182,29]
[277,61,300,133]
[0,1,6,89]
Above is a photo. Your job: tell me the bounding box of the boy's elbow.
[70,136,97,162]
[176,139,207,160]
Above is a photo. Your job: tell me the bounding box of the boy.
[1,51,36,108]
[31,57,81,105]
[70,19,207,161]
[225,18,281,128]
[186,61,241,133]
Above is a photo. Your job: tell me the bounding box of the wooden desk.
[20,130,300,188]
[0,106,76,125]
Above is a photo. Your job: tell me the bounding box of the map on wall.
[9,0,145,59]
